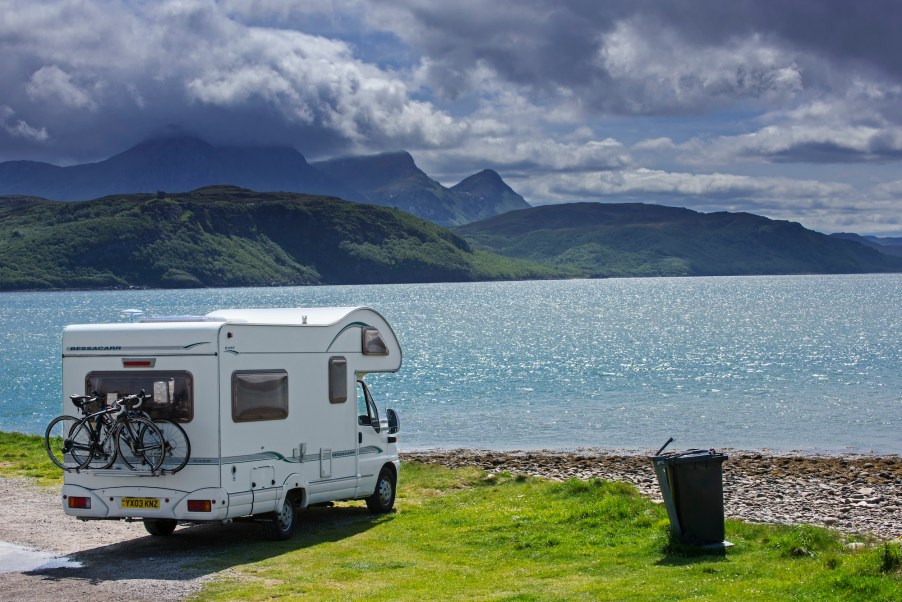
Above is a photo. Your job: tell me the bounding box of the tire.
[264,495,297,541]
[116,417,165,471]
[366,466,396,514]
[153,420,190,473]
[44,415,83,470]
[70,419,117,469]
[144,519,178,536]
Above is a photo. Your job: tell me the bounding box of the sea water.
[1,275,899,453]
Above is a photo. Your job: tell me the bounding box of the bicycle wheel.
[70,419,117,469]
[115,417,165,472]
[44,415,83,470]
[153,420,190,473]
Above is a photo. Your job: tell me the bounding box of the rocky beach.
[402,449,902,540]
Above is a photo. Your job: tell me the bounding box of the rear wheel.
[116,418,165,471]
[264,496,297,540]
[366,466,396,514]
[144,518,177,536]
[44,415,83,470]
[153,420,190,473]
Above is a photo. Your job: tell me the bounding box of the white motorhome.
[59,307,402,539]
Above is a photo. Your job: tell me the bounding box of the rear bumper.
[61,484,230,521]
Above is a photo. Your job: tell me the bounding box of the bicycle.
[45,392,166,472]
[117,390,191,473]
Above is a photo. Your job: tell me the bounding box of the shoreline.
[401,448,902,540]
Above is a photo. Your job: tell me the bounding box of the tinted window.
[232,370,289,422]
[86,371,193,423]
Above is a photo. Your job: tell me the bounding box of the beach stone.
[401,449,902,540]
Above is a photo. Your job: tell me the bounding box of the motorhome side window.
[232,370,289,422]
[86,371,193,423]
[328,356,347,404]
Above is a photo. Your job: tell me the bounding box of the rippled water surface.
[1,275,899,453]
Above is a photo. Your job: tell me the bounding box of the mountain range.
[1,186,899,291]
[2,134,901,289]
[455,203,902,277]
[0,135,529,227]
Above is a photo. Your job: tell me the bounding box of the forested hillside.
[455,202,902,277]
[0,186,561,291]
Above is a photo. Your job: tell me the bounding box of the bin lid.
[649,449,728,464]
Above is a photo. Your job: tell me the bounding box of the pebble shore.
[402,449,902,541]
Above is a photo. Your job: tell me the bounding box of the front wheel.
[44,415,83,470]
[70,419,117,469]
[264,496,297,540]
[366,467,396,514]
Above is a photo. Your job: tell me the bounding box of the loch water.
[1,274,899,453]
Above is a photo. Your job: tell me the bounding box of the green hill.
[455,202,902,277]
[0,186,562,291]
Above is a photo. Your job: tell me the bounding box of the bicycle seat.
[70,395,95,408]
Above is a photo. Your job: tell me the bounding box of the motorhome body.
[59,307,402,539]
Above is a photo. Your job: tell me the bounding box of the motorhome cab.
[59,307,402,539]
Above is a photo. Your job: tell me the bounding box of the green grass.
[192,465,901,601]
[0,431,63,485]
[1,432,899,600]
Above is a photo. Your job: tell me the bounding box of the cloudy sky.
[2,0,902,235]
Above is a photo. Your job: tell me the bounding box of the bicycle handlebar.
[69,390,148,415]
[120,389,148,410]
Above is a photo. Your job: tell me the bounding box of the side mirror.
[387,408,400,434]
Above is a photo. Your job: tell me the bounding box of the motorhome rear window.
[85,371,193,423]
[232,370,289,422]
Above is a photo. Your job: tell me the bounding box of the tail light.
[67,496,91,509]
[187,499,212,512]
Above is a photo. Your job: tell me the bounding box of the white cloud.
[526,168,851,202]
[0,105,49,142]
[26,65,98,110]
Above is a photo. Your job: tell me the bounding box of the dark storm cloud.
[392,0,902,116]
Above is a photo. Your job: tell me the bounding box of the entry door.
[356,380,384,497]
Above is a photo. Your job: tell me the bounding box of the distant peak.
[363,150,417,170]
[471,169,503,181]
[453,169,511,192]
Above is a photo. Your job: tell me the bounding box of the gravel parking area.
[0,477,255,602]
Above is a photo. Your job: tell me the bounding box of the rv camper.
[59,307,402,539]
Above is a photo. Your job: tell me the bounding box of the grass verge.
[0,431,63,485]
[0,432,899,600]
